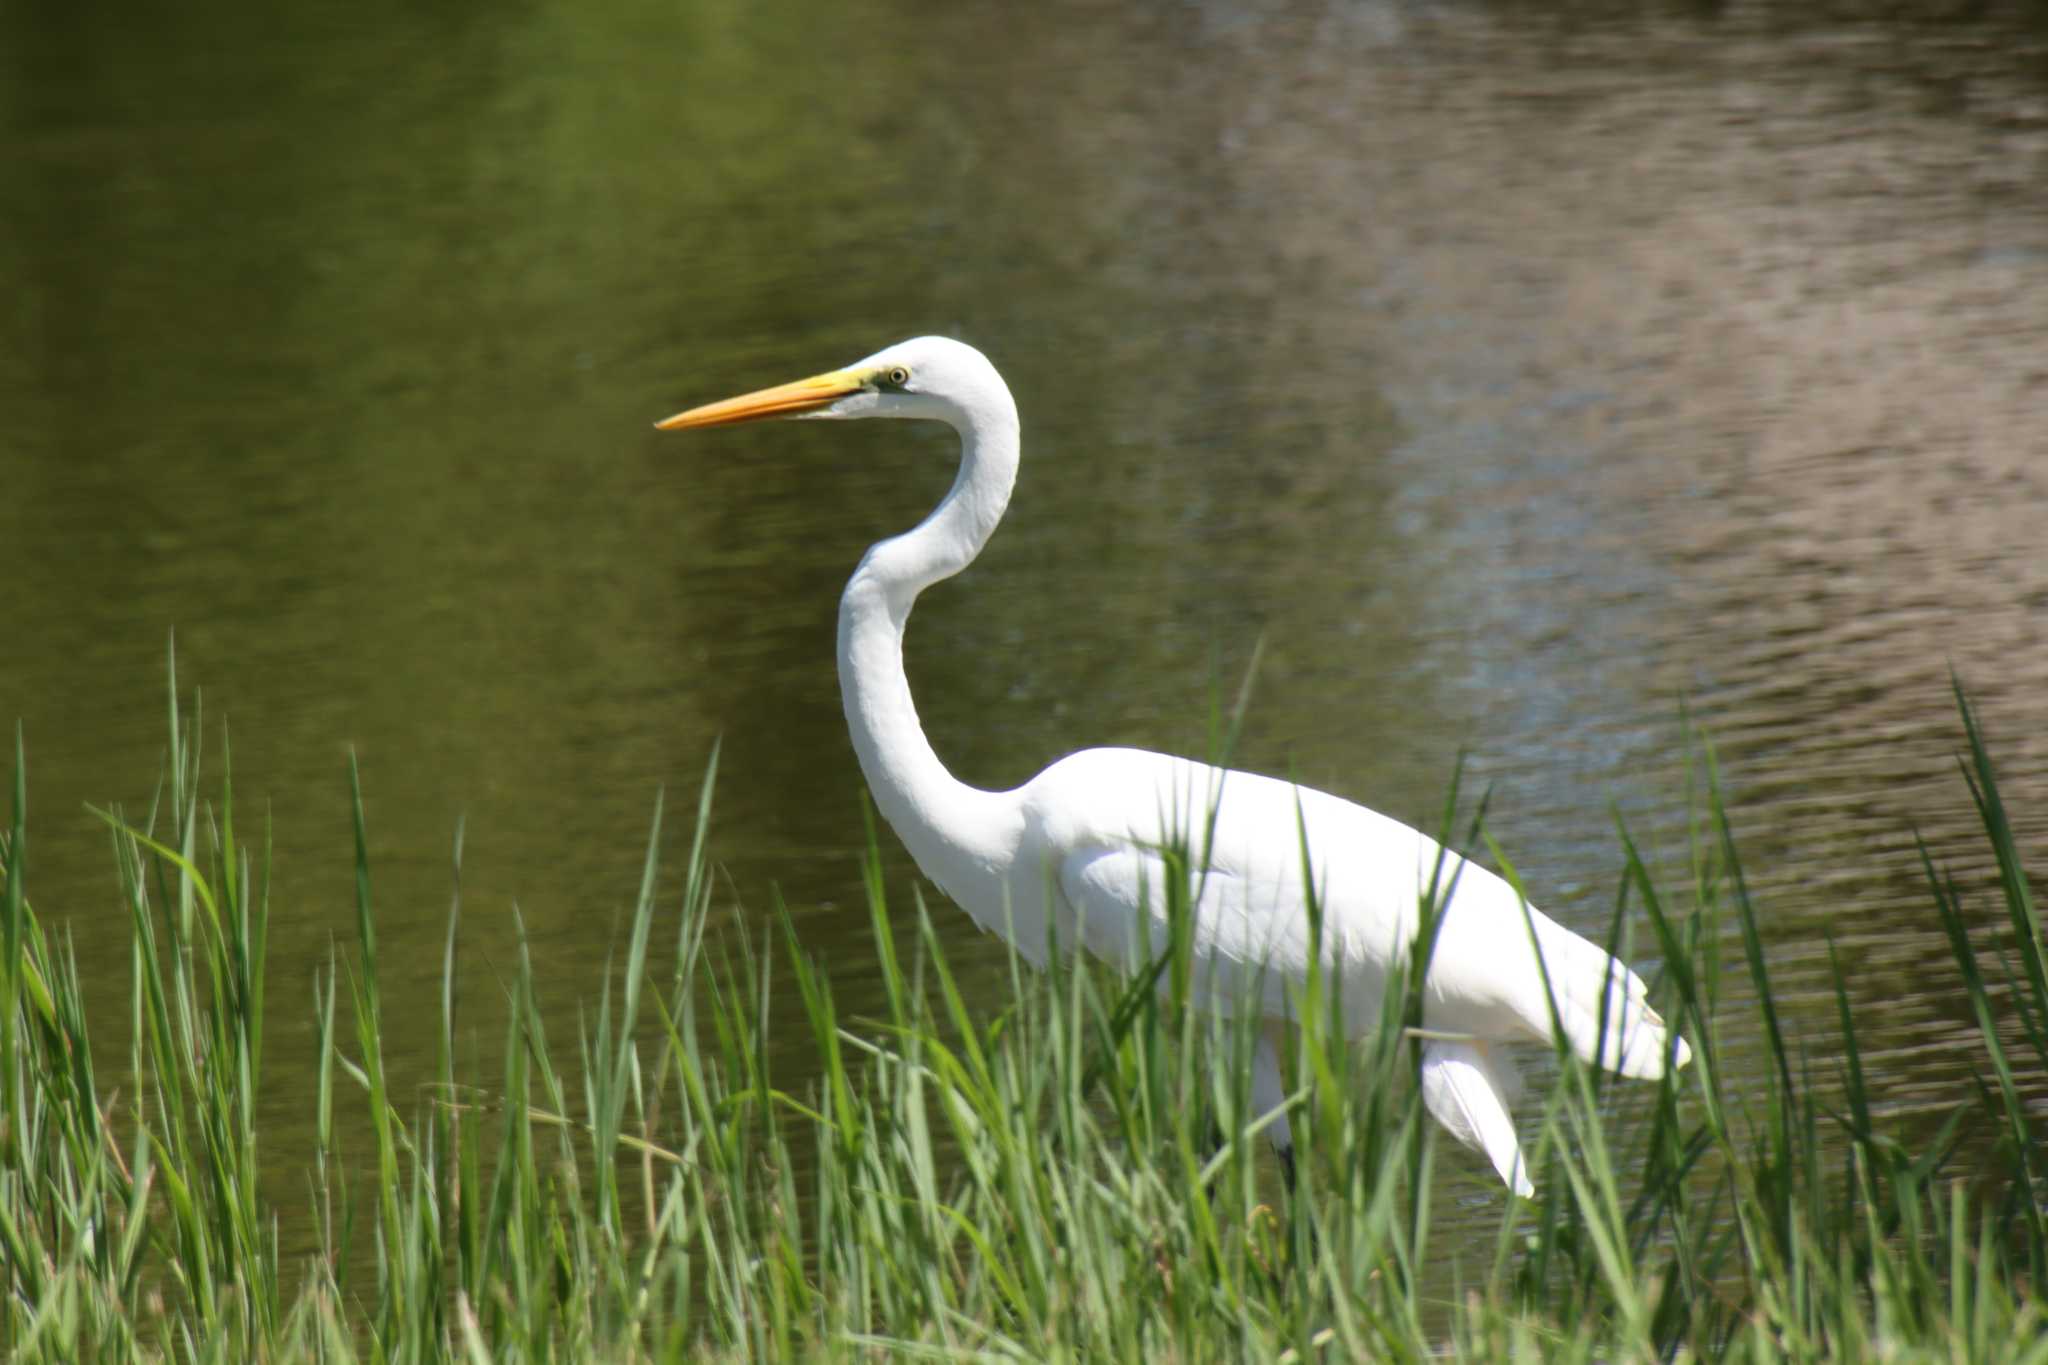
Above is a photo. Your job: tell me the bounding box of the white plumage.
[659,336,1689,1197]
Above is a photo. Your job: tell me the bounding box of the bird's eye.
[886,366,911,387]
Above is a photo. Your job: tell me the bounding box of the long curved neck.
[838,397,1025,887]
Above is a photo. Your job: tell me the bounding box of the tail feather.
[1537,924,1692,1079]
[1420,1039,1532,1197]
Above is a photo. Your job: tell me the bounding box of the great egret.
[658,336,1689,1197]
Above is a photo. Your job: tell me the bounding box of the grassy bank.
[2,667,2046,1361]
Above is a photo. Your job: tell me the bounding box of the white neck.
[836,389,1026,897]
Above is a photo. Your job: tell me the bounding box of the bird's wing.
[1056,841,1312,1012]
[1029,746,1689,1077]
[1033,746,1439,1016]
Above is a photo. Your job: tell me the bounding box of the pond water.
[5,0,2047,1257]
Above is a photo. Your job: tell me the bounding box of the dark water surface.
[6,0,2047,1252]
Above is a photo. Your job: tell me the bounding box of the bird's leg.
[1199,1022,1297,1188]
[1252,1021,1296,1192]
[1252,1021,1322,1265]
[1273,1143,1297,1193]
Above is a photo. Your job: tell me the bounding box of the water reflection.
[3,0,2045,1259]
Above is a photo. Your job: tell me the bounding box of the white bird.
[658,337,1689,1197]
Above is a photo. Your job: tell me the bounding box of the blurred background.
[4,0,2046,1238]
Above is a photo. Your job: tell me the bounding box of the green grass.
[2,655,2046,1361]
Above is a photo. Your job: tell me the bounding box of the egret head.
[656,336,1002,431]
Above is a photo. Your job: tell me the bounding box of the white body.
[674,336,1689,1196]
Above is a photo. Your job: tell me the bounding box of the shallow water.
[4,0,2046,1253]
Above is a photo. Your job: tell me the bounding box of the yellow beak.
[655,369,866,430]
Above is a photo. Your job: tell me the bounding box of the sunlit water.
[5,0,2046,1266]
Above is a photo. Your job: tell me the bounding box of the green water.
[6,0,2047,1247]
